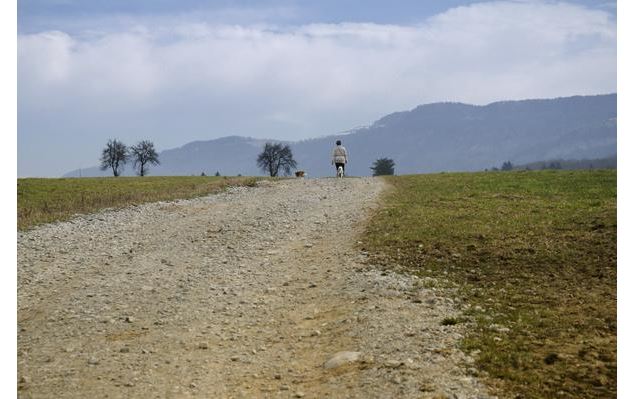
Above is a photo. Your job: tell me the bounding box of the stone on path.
[323,351,362,369]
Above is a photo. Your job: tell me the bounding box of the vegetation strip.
[362,170,616,398]
[17,176,262,230]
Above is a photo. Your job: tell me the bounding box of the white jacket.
[332,145,348,164]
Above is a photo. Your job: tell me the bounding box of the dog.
[337,166,344,178]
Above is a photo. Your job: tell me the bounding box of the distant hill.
[506,155,617,171]
[64,93,616,177]
[66,136,274,177]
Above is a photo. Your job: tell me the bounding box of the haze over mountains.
[65,93,617,178]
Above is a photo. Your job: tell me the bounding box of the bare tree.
[130,140,160,176]
[257,142,297,177]
[99,139,129,177]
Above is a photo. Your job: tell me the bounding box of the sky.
[17,0,617,177]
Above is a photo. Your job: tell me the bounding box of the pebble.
[489,324,510,333]
[385,360,402,368]
[323,351,362,369]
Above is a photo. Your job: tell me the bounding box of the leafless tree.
[257,142,297,177]
[130,140,160,176]
[99,139,129,177]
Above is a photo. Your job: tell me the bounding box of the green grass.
[363,170,616,399]
[17,176,263,230]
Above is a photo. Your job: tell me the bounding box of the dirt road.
[18,178,491,398]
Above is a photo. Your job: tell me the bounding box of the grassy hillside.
[363,170,616,398]
[17,176,261,230]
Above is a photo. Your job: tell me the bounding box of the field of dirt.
[18,177,491,398]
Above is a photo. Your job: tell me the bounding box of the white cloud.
[18,31,73,85]
[17,1,616,176]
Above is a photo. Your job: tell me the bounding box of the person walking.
[331,140,348,177]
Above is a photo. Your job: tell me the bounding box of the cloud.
[17,1,616,176]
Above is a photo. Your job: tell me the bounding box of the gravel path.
[18,177,492,398]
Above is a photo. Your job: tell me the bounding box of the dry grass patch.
[363,170,616,398]
[17,176,263,230]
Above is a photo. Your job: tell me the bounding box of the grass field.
[17,176,261,230]
[363,170,616,398]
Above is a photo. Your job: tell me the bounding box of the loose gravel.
[18,177,492,398]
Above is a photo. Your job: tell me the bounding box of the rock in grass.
[544,353,559,365]
[323,351,362,369]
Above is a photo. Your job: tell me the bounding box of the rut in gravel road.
[18,177,492,399]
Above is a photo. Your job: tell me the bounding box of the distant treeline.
[488,155,616,172]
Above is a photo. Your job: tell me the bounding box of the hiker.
[331,140,348,177]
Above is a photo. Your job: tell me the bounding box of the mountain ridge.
[64,93,617,178]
